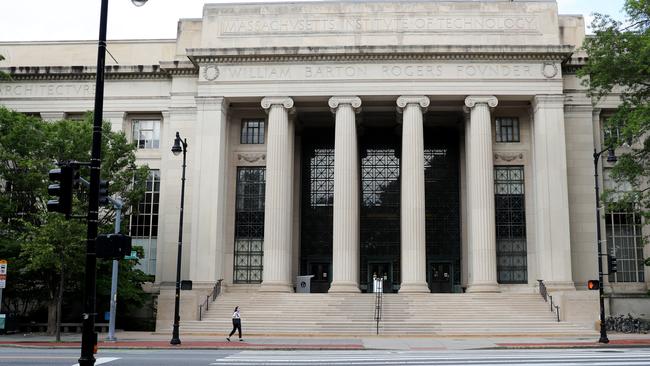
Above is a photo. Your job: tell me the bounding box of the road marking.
[72,357,120,366]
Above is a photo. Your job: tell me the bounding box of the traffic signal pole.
[79,0,109,364]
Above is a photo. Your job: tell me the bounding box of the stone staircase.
[180,292,596,336]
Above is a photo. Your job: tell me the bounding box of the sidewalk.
[2,331,650,351]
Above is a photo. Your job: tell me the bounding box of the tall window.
[494,166,527,284]
[495,117,520,143]
[607,211,645,283]
[240,119,265,144]
[132,120,161,149]
[130,170,160,275]
[234,167,265,283]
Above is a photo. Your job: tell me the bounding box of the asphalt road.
[2,348,650,365]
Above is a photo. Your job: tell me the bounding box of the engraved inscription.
[0,84,94,97]
[213,63,540,82]
[220,15,539,35]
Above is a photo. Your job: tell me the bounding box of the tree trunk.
[55,265,64,342]
[46,300,57,336]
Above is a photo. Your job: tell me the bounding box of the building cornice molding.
[187,45,575,64]
[0,61,199,81]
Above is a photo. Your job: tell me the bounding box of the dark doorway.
[429,262,453,293]
[368,262,392,293]
[308,262,331,293]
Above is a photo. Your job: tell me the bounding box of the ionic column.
[328,96,362,293]
[464,96,500,293]
[260,97,295,292]
[533,95,574,290]
[397,96,430,293]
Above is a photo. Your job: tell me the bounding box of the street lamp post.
[593,147,617,344]
[170,131,188,345]
[80,1,148,365]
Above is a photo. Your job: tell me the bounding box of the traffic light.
[587,280,600,290]
[96,233,132,260]
[98,180,110,206]
[47,163,79,218]
[608,256,618,274]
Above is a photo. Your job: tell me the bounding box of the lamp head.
[606,148,617,163]
[131,0,148,7]
[172,132,183,156]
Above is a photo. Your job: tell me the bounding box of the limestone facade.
[1,1,647,329]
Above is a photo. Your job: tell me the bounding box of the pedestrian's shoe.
[226,337,231,342]
[239,338,244,342]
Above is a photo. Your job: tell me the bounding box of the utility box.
[296,275,314,293]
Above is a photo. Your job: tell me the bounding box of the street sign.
[0,275,5,289]
[0,260,7,275]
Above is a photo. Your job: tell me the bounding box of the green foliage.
[0,55,9,81]
[0,106,150,326]
[579,0,650,222]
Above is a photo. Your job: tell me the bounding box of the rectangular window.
[234,167,265,283]
[129,170,160,275]
[606,211,644,283]
[132,120,161,149]
[495,117,520,143]
[494,166,527,284]
[240,119,265,144]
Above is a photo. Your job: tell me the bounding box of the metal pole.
[594,149,609,344]
[107,206,121,342]
[170,138,187,345]
[79,0,109,363]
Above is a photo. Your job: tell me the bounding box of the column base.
[398,282,430,293]
[259,282,294,293]
[328,282,360,293]
[466,282,500,293]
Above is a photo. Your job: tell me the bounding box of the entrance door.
[368,262,392,293]
[309,262,330,293]
[429,262,453,293]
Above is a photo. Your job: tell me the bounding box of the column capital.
[261,96,294,112]
[195,96,228,112]
[328,96,362,114]
[396,95,430,113]
[464,96,498,109]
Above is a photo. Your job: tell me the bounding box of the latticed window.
[494,166,527,284]
[240,119,265,144]
[495,117,520,143]
[129,170,160,275]
[132,120,160,149]
[234,167,265,283]
[607,211,644,283]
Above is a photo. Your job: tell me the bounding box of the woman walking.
[227,306,243,341]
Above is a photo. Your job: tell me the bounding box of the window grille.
[494,166,527,284]
[606,211,644,283]
[129,170,160,275]
[240,119,265,144]
[495,117,520,143]
[233,167,265,283]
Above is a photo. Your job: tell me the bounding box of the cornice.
[187,45,575,64]
[0,62,198,81]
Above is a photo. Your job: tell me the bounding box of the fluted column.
[328,96,362,293]
[397,96,431,293]
[464,96,500,293]
[260,97,295,292]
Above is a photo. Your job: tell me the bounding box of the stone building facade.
[1,0,648,329]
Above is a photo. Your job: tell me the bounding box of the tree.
[0,55,9,80]
[0,107,150,335]
[578,0,650,222]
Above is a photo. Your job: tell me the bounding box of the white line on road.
[72,357,121,366]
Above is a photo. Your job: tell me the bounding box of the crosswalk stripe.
[72,357,121,366]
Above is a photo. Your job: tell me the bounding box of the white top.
[232,310,241,319]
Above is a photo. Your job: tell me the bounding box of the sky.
[0,0,627,42]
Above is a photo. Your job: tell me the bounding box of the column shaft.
[329,96,361,293]
[465,96,500,293]
[398,96,430,293]
[260,97,295,292]
[533,95,574,290]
